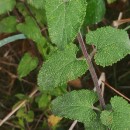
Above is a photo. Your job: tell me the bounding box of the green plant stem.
[77,32,106,109]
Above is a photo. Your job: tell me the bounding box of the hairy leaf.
[86,26,130,66]
[85,0,105,25]
[38,44,87,90]
[101,96,130,130]
[27,0,45,9]
[45,0,86,49]
[52,90,98,124]
[0,34,26,48]
[85,116,107,130]
[0,16,17,33]
[0,0,16,14]
[18,53,38,78]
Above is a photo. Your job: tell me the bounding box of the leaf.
[0,16,17,33]
[18,53,38,78]
[38,44,87,91]
[0,0,16,14]
[84,113,107,130]
[45,0,86,49]
[86,26,130,67]
[17,17,46,44]
[48,115,62,127]
[85,0,105,25]
[0,34,26,48]
[101,96,130,130]
[27,0,45,9]
[35,93,51,109]
[17,17,47,57]
[51,90,98,124]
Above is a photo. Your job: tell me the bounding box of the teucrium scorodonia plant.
[0,0,130,129]
[37,0,130,129]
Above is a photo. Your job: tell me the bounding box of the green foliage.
[0,16,17,33]
[85,0,105,25]
[45,0,86,49]
[16,108,34,129]
[17,17,46,45]
[27,0,45,9]
[86,26,130,67]
[35,93,51,109]
[51,90,98,124]
[38,44,87,91]
[0,34,26,48]
[85,116,107,130]
[101,96,130,130]
[1,1,130,129]
[17,53,38,78]
[17,16,47,57]
[0,0,16,14]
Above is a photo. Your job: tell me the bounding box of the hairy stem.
[77,32,105,109]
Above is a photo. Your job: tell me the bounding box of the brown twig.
[77,32,105,109]
[102,81,130,102]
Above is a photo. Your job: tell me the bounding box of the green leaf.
[0,0,16,14]
[27,0,45,9]
[85,0,105,25]
[45,0,86,49]
[38,44,87,90]
[18,53,38,78]
[0,34,26,48]
[36,93,51,109]
[101,96,130,130]
[17,17,46,44]
[0,16,17,33]
[85,116,107,130]
[86,26,130,67]
[52,90,98,124]
[17,17,47,57]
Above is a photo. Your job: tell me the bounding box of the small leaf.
[86,26,130,66]
[17,17,46,45]
[45,0,86,49]
[0,34,26,48]
[0,0,16,14]
[0,16,17,33]
[101,96,130,130]
[36,93,51,109]
[27,0,45,9]
[17,17,47,57]
[38,44,88,90]
[48,115,62,127]
[18,53,38,78]
[85,0,105,25]
[51,90,98,124]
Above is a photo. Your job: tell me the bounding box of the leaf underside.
[38,44,88,91]
[52,90,98,124]
[86,26,130,67]
[45,0,86,49]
